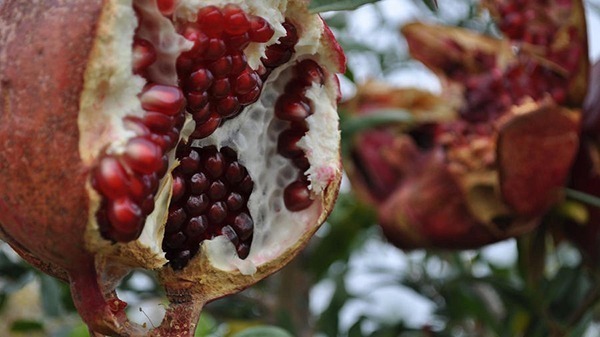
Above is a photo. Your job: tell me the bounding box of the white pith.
[80,0,341,274]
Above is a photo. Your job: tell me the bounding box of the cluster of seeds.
[176,5,276,139]
[275,59,326,211]
[94,84,186,242]
[164,145,254,270]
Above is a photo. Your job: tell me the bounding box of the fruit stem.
[565,188,600,208]
[149,291,206,337]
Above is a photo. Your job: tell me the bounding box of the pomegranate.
[0,1,344,336]
[344,0,587,249]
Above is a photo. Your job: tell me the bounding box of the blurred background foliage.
[2,0,600,336]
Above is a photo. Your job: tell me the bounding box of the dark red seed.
[167,207,187,230]
[140,84,185,116]
[225,162,245,184]
[143,112,175,133]
[94,157,130,199]
[209,56,233,78]
[226,192,244,211]
[216,96,241,117]
[165,232,186,249]
[187,91,209,112]
[221,147,238,161]
[189,172,209,194]
[262,46,293,68]
[248,16,274,43]
[277,128,305,159]
[185,215,208,238]
[275,94,312,122]
[239,175,254,195]
[210,78,231,99]
[237,86,261,105]
[279,21,299,47]
[283,180,313,212]
[107,197,143,241]
[123,137,164,174]
[157,154,170,178]
[208,202,227,223]
[179,149,200,174]
[223,4,250,35]
[204,38,227,60]
[208,181,227,200]
[171,173,186,203]
[141,195,155,215]
[186,194,210,216]
[157,0,178,16]
[124,116,151,136]
[181,24,209,58]
[198,6,225,37]
[230,54,248,74]
[132,38,157,74]
[189,68,214,92]
[190,115,221,139]
[226,33,251,51]
[221,225,239,246]
[192,104,212,123]
[128,174,148,202]
[205,152,225,178]
[237,243,250,259]
[293,156,310,172]
[234,70,259,95]
[296,59,325,86]
[233,213,254,241]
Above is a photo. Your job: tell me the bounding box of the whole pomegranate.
[344,0,587,249]
[0,1,344,336]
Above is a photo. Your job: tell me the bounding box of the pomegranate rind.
[497,101,581,216]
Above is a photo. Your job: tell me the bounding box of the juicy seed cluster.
[176,4,277,139]
[94,84,186,242]
[276,59,325,211]
[164,145,255,270]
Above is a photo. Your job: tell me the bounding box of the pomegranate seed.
[167,207,187,231]
[279,21,299,47]
[226,33,251,51]
[191,115,221,139]
[293,156,310,172]
[237,243,250,259]
[128,174,149,201]
[277,128,305,159]
[141,195,155,215]
[233,213,253,240]
[225,162,245,184]
[283,180,313,212]
[187,91,209,112]
[192,104,211,123]
[275,94,312,122]
[239,175,254,195]
[188,68,214,92]
[186,194,210,216]
[296,59,325,86]
[157,0,178,16]
[143,112,175,133]
[216,95,240,117]
[165,232,186,249]
[230,54,248,74]
[204,152,225,178]
[262,46,293,68]
[208,181,227,200]
[248,16,274,43]
[204,38,227,60]
[226,193,244,211]
[132,38,157,74]
[210,78,231,98]
[189,172,209,194]
[185,216,208,238]
[181,24,209,58]
[171,173,186,203]
[123,137,164,174]
[198,6,225,37]
[140,84,185,116]
[208,202,227,223]
[179,149,200,174]
[223,5,250,35]
[237,86,261,105]
[107,197,143,240]
[94,157,130,200]
[221,225,239,246]
[209,55,232,77]
[234,71,259,95]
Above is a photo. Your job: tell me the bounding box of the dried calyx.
[344,0,588,249]
[0,0,344,336]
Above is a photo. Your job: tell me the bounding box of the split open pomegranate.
[0,0,344,335]
[344,0,588,249]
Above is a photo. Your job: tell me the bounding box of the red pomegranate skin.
[0,1,132,334]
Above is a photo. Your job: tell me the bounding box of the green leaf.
[231,326,293,337]
[194,312,219,336]
[309,0,381,13]
[10,319,45,332]
[39,274,65,317]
